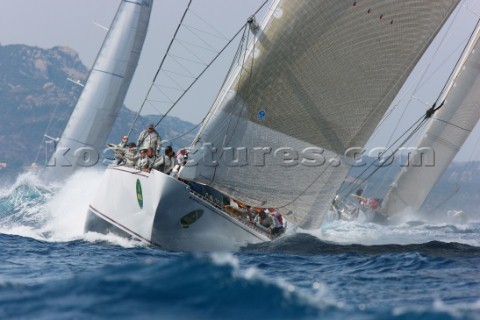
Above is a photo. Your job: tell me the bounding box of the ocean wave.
[242,233,480,256]
[0,247,478,320]
[0,253,334,319]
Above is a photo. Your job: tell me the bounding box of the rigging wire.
[162,39,251,146]
[33,79,82,165]
[187,9,230,40]
[199,24,251,135]
[201,22,252,183]
[126,0,271,148]
[127,0,194,138]
[149,0,270,130]
[370,100,420,197]
[167,118,205,143]
[368,5,462,149]
[153,17,258,129]
[338,114,430,201]
[152,22,251,147]
[208,22,256,184]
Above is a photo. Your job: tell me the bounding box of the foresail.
[180,0,460,229]
[43,0,152,181]
[383,21,480,216]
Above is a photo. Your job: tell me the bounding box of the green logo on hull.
[136,179,143,209]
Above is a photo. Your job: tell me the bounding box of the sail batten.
[180,0,460,229]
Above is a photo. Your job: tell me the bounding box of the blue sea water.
[0,171,479,319]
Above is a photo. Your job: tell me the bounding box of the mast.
[42,0,152,182]
[383,20,480,216]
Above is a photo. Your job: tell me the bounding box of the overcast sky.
[1,0,480,161]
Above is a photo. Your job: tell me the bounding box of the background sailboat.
[382,19,480,217]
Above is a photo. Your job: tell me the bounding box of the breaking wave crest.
[0,169,143,247]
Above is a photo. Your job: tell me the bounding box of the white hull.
[86,167,271,251]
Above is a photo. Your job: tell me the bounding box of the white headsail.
[179,0,460,229]
[43,0,152,181]
[383,20,480,216]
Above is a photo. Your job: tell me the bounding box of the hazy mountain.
[0,44,197,181]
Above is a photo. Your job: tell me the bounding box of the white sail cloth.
[383,23,480,216]
[43,0,152,181]
[180,0,460,229]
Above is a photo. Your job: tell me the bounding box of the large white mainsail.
[382,20,480,216]
[42,0,152,182]
[179,0,460,229]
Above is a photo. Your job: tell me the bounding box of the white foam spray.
[308,207,480,247]
[0,168,143,248]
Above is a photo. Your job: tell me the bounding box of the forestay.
[383,21,480,216]
[43,0,152,182]
[180,0,460,229]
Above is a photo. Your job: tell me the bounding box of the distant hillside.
[0,45,86,165]
[0,44,197,180]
